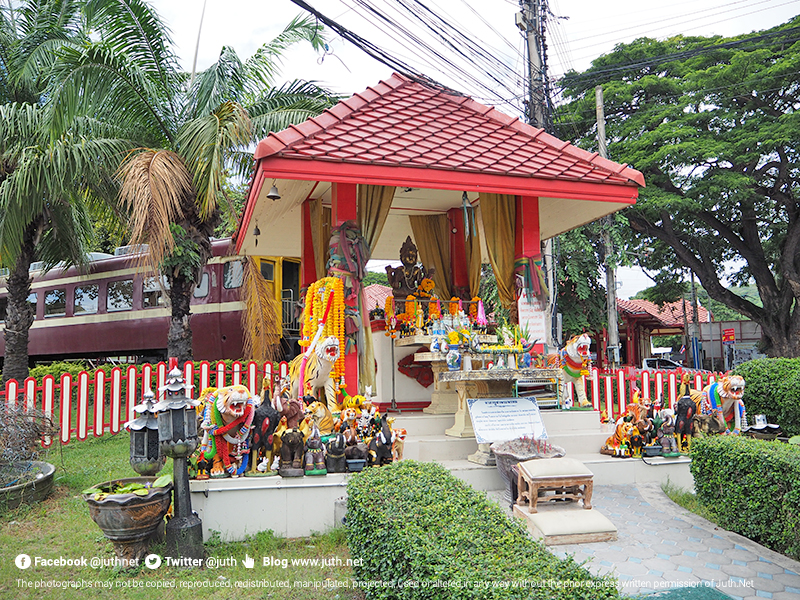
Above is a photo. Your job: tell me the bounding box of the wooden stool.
[516,457,594,514]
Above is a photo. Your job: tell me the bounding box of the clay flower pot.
[0,461,55,510]
[83,477,173,562]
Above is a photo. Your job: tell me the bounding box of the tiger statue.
[561,333,592,407]
[198,385,257,477]
[305,401,335,436]
[600,418,636,456]
[289,336,341,411]
[700,374,746,434]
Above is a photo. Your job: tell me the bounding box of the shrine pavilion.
[234,73,645,393]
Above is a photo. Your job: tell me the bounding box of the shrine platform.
[188,408,692,542]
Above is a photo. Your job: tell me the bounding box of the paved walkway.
[541,484,800,599]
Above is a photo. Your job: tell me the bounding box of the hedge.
[346,460,619,600]
[691,436,800,560]
[732,358,800,437]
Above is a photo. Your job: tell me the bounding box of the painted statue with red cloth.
[197,385,256,478]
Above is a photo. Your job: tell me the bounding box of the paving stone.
[720,563,759,578]
[706,537,736,550]
[770,592,800,600]
[772,573,800,588]
[751,576,788,594]
[671,554,702,568]
[726,548,763,563]
[615,561,650,577]
[753,561,786,575]
[754,591,774,598]
[691,566,734,581]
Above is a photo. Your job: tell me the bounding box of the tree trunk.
[2,227,37,386]
[167,272,194,364]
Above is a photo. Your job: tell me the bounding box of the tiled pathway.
[546,483,800,599]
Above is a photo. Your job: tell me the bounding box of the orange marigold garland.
[384,296,396,338]
[469,296,481,320]
[298,277,346,391]
[448,297,460,316]
[429,296,441,321]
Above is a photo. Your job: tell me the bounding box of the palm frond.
[177,101,250,221]
[83,0,179,99]
[243,14,327,90]
[116,148,193,273]
[189,46,247,119]
[247,79,340,141]
[47,42,175,145]
[241,257,282,362]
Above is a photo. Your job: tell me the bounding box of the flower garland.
[417,278,435,298]
[469,296,480,320]
[298,277,346,390]
[448,297,460,316]
[429,297,441,321]
[384,297,397,338]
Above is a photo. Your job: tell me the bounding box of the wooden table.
[515,457,594,514]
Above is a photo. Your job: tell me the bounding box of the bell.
[266,185,281,200]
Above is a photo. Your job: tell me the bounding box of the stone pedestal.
[422,358,458,414]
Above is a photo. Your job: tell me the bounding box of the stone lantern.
[124,387,165,476]
[153,361,203,560]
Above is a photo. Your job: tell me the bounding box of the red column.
[301,199,316,288]
[515,195,541,258]
[330,183,359,393]
[331,182,357,226]
[447,208,469,298]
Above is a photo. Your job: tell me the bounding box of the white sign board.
[517,289,547,344]
[466,397,548,444]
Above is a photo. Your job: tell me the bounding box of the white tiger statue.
[561,333,592,408]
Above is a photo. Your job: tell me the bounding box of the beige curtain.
[309,198,331,279]
[480,193,516,311]
[356,184,395,393]
[357,185,395,256]
[409,214,452,300]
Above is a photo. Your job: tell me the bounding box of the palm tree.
[0,1,129,385]
[48,0,338,362]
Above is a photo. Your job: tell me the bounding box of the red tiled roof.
[364,284,392,312]
[617,298,710,327]
[254,74,644,187]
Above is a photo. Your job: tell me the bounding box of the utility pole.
[517,0,557,348]
[595,85,620,368]
[691,271,701,369]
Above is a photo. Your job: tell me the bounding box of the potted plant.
[0,402,58,510]
[82,474,173,562]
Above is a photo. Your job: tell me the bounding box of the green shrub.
[733,358,800,436]
[346,461,618,599]
[691,436,800,560]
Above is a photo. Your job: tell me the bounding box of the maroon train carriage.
[0,240,301,366]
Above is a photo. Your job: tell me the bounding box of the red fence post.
[60,373,73,444]
[110,368,123,434]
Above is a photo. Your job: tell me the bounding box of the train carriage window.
[74,285,99,315]
[223,261,244,289]
[193,272,210,298]
[143,277,165,308]
[27,292,37,319]
[0,297,6,322]
[107,279,133,312]
[44,289,67,317]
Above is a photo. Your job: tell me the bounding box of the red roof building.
[614,298,711,367]
[236,74,645,389]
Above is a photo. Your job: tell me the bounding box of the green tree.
[0,1,128,385]
[48,0,339,362]
[557,18,800,357]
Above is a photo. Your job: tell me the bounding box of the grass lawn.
[661,480,718,523]
[0,433,364,599]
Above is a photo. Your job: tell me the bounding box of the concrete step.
[540,409,603,433]
[401,435,478,462]
[568,452,694,489]
[391,412,452,436]
[547,430,610,456]
[438,459,505,492]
